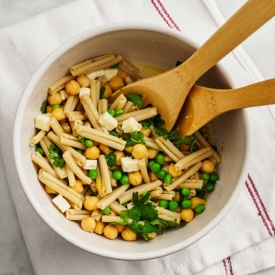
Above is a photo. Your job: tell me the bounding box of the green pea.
[112,170,122,180]
[151,162,161,173]
[164,174,172,184]
[115,109,124,116]
[159,200,169,209]
[89,169,98,179]
[157,169,167,180]
[120,175,129,185]
[195,204,205,214]
[181,187,190,197]
[102,206,111,215]
[84,139,94,148]
[205,182,215,192]
[107,108,115,117]
[181,199,192,209]
[209,172,219,183]
[36,147,45,156]
[52,104,60,110]
[155,154,165,165]
[76,149,84,155]
[202,172,210,180]
[169,200,178,212]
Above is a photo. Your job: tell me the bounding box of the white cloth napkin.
[1,0,275,274]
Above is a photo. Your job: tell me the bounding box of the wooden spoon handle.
[178,0,275,82]
[215,78,275,113]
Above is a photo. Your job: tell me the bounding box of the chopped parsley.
[123,131,147,148]
[125,94,142,109]
[100,87,106,99]
[78,136,86,144]
[40,100,48,114]
[49,144,65,168]
[105,153,116,167]
[142,114,165,129]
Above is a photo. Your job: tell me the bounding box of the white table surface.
[0,0,274,274]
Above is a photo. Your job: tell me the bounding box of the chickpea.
[149,171,159,181]
[190,197,205,210]
[125,146,133,154]
[201,160,215,173]
[65,80,80,95]
[101,84,112,99]
[147,148,158,159]
[45,185,57,194]
[99,143,112,154]
[174,191,180,202]
[168,163,182,178]
[76,75,90,87]
[180,209,194,223]
[46,105,53,113]
[85,146,100,159]
[84,196,99,211]
[121,227,137,241]
[81,217,96,233]
[108,76,124,91]
[94,221,105,235]
[132,144,148,159]
[179,143,190,151]
[70,179,84,194]
[103,224,118,240]
[141,126,151,137]
[47,92,62,105]
[115,224,126,233]
[117,71,127,80]
[113,150,125,166]
[51,108,65,121]
[129,171,143,186]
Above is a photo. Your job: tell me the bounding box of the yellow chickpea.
[46,105,53,113]
[85,146,100,159]
[81,217,96,233]
[47,92,62,105]
[174,191,180,203]
[65,80,80,95]
[108,76,124,91]
[125,146,133,154]
[168,163,182,178]
[51,108,65,121]
[70,179,84,194]
[179,143,190,151]
[76,75,90,87]
[84,196,99,211]
[201,160,215,173]
[132,144,148,159]
[103,224,118,240]
[113,150,125,166]
[115,224,126,233]
[101,84,113,99]
[94,221,105,235]
[45,185,57,194]
[180,209,194,223]
[121,227,137,241]
[129,171,143,186]
[190,197,205,210]
[149,171,159,181]
[141,126,151,137]
[99,143,112,154]
[147,148,158,159]
[117,71,127,80]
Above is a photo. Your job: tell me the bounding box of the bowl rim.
[13,21,252,260]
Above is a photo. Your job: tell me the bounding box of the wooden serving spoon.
[110,0,275,131]
[174,79,275,136]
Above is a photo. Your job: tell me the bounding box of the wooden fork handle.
[178,0,275,83]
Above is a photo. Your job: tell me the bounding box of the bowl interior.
[15,24,247,260]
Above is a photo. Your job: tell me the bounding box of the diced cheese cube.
[34,113,51,131]
[121,157,139,172]
[52,194,71,213]
[122,117,142,133]
[79,87,91,97]
[98,111,118,131]
[103,68,118,81]
[83,159,97,170]
[86,69,105,80]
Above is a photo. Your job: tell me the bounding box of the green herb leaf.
[52,158,65,168]
[105,153,117,167]
[49,144,65,168]
[78,136,86,144]
[152,114,165,127]
[100,87,106,99]
[40,100,48,114]
[125,94,142,109]
[140,204,158,221]
[123,131,147,147]
[142,120,153,129]
[109,63,119,69]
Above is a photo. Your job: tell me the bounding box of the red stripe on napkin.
[223,256,234,275]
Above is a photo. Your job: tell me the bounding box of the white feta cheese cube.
[34,113,51,131]
[83,159,97,170]
[121,157,140,172]
[52,194,71,213]
[122,117,142,133]
[103,68,118,81]
[86,69,105,80]
[98,111,118,131]
[79,87,91,97]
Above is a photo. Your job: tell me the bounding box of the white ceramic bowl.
[14,22,251,260]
